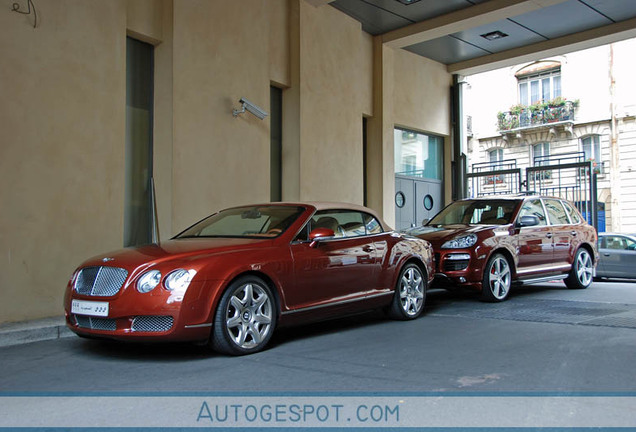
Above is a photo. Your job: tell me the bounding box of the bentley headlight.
[442,234,477,249]
[164,269,197,293]
[137,270,162,293]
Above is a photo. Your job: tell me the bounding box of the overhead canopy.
[329,0,636,75]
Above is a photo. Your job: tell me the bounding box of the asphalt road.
[2,280,636,393]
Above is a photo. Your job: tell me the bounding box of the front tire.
[565,248,593,289]
[481,253,512,302]
[210,276,277,355]
[388,263,426,320]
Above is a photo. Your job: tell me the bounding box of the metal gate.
[467,159,522,196]
[467,152,599,230]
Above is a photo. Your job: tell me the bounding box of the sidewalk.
[0,317,74,347]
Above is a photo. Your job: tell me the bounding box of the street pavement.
[1,280,636,393]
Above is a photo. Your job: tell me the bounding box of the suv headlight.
[442,234,477,249]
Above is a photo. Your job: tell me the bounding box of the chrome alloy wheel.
[487,255,511,300]
[574,249,594,287]
[225,283,273,350]
[399,266,425,316]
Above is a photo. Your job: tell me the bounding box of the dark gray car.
[596,233,636,280]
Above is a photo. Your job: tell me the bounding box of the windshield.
[175,206,305,239]
[428,199,519,226]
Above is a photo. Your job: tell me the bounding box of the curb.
[0,317,74,348]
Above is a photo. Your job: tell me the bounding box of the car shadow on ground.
[74,310,391,361]
[422,282,576,313]
[74,337,212,361]
[268,309,388,349]
[72,283,575,360]
[595,277,636,284]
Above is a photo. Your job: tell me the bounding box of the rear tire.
[210,276,276,355]
[388,263,426,320]
[481,253,512,302]
[565,248,593,289]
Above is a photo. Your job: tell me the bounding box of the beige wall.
[127,0,164,44]
[1,0,128,322]
[0,0,452,323]
[367,42,452,226]
[269,0,290,88]
[298,1,373,204]
[172,0,276,230]
[152,0,174,240]
[392,49,451,136]
[392,48,453,220]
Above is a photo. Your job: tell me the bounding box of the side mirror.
[421,218,430,226]
[628,243,636,251]
[518,215,540,227]
[308,228,335,248]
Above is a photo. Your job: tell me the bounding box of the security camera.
[232,97,268,120]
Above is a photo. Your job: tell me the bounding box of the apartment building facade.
[464,38,636,232]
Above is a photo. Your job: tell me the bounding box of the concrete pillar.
[367,38,396,227]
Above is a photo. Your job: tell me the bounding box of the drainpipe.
[609,44,621,232]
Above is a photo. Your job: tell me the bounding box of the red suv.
[407,195,598,302]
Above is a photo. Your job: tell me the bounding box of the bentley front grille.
[73,315,117,331]
[131,316,174,333]
[74,266,128,297]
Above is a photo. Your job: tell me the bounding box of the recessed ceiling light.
[481,30,508,41]
[395,0,422,5]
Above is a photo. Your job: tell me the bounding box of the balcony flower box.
[497,97,579,132]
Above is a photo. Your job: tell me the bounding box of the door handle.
[604,253,611,257]
[362,245,375,253]
[571,231,577,236]
[546,233,553,239]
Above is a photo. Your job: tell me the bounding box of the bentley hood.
[79,238,273,270]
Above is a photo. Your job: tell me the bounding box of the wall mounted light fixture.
[232,97,268,120]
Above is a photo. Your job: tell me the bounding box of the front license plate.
[71,300,109,317]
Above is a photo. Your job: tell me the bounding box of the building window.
[488,148,503,164]
[581,135,602,174]
[487,148,504,184]
[532,142,550,166]
[518,68,561,106]
[531,142,551,180]
[581,135,601,161]
[394,129,443,180]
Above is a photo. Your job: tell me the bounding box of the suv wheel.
[481,253,512,302]
[565,248,593,289]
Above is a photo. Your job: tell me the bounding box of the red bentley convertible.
[64,202,434,355]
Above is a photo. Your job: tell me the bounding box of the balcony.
[497,99,578,133]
